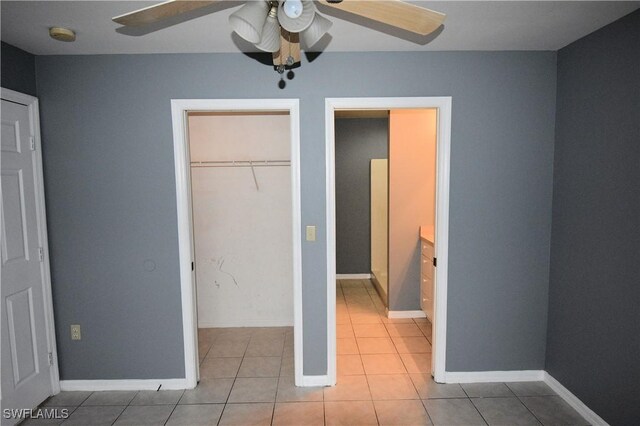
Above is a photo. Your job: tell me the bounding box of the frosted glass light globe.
[283,0,303,18]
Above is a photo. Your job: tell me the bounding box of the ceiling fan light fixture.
[228,0,269,44]
[256,6,281,53]
[112,0,447,73]
[282,0,303,19]
[278,0,315,33]
[300,12,332,49]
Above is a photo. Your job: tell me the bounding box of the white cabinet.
[370,159,389,301]
[420,237,435,321]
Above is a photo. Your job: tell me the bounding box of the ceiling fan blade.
[113,1,219,26]
[273,30,301,66]
[318,0,446,36]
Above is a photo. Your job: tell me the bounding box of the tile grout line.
[344,279,432,425]
[512,392,548,425]
[405,363,432,422]
[55,389,93,424]
[108,390,140,426]
[460,383,491,426]
[162,404,178,426]
[216,330,251,426]
[198,331,215,366]
[324,280,349,423]
[468,398,491,426]
[347,283,367,377]
[54,392,91,425]
[416,382,437,426]
[269,329,287,425]
[342,279,381,425]
[162,388,186,425]
[361,346,379,424]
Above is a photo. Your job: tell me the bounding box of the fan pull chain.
[286,31,295,66]
[277,48,285,87]
[277,32,285,75]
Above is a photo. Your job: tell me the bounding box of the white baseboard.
[444,370,545,383]
[442,370,607,425]
[59,373,606,424]
[336,273,371,280]
[543,372,608,426]
[386,310,426,319]
[370,274,388,308]
[198,319,293,328]
[300,375,332,387]
[59,379,190,392]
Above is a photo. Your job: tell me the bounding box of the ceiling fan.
[113,0,446,71]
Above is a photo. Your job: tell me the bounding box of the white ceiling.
[2,1,639,55]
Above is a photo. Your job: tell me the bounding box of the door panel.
[6,288,39,386]
[1,98,53,425]
[1,169,30,263]
[1,118,21,153]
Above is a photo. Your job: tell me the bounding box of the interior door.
[1,97,54,425]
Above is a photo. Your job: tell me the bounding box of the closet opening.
[326,97,452,387]
[171,99,303,390]
[189,111,294,376]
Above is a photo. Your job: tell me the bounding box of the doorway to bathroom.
[326,97,452,386]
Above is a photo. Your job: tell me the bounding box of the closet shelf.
[190,160,290,168]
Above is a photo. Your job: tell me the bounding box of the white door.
[1,96,55,425]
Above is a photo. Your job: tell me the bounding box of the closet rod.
[190,160,290,168]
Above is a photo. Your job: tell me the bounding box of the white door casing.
[171,99,304,387]
[1,89,59,425]
[326,97,451,385]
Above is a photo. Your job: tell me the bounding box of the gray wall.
[35,50,556,379]
[546,9,640,425]
[1,41,36,96]
[335,118,388,275]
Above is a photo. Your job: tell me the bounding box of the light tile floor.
[30,279,589,425]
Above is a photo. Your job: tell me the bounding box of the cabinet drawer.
[421,290,433,321]
[422,276,433,297]
[421,288,432,304]
[421,256,434,279]
[421,295,432,310]
[421,242,434,259]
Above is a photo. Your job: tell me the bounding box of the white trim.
[386,310,427,319]
[336,273,371,280]
[543,372,609,426]
[423,370,607,424]
[299,375,331,387]
[432,98,452,383]
[325,104,338,386]
[325,97,452,386]
[170,99,304,387]
[170,101,198,390]
[198,319,294,328]
[60,379,188,392]
[444,370,545,384]
[1,88,61,395]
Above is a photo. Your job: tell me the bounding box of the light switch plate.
[306,225,316,242]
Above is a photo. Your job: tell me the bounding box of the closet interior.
[187,111,294,383]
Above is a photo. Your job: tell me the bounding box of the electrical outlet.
[70,324,81,340]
